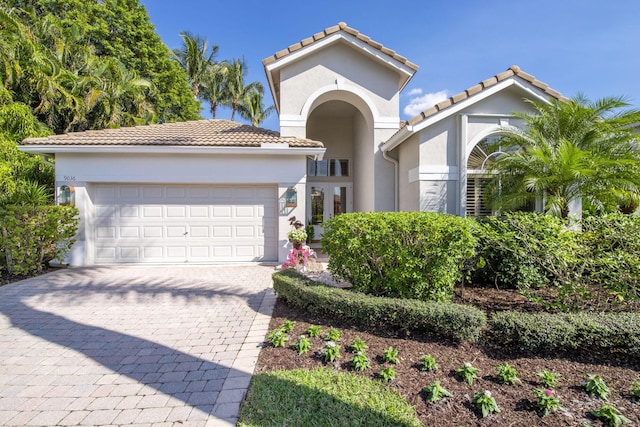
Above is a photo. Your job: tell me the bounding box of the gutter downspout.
[380,143,399,211]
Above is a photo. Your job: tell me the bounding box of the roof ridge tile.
[399,65,568,134]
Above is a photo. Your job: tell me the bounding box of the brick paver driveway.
[0,265,277,426]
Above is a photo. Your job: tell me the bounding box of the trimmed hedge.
[490,311,640,356]
[272,270,487,343]
[321,212,475,302]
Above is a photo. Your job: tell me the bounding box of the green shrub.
[272,270,486,342]
[582,213,640,309]
[472,212,582,291]
[489,311,640,356]
[321,212,475,302]
[0,204,78,275]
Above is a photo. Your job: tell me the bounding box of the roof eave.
[264,31,418,112]
[19,145,326,157]
[384,78,557,152]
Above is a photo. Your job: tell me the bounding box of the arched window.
[466,136,502,217]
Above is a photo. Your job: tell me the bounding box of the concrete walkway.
[0,265,277,426]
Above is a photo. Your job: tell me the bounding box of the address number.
[63,176,76,181]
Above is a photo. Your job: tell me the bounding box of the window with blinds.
[466,136,502,217]
[466,175,492,217]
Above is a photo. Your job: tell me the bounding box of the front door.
[307,183,352,240]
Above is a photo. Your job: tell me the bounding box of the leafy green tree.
[486,96,640,218]
[0,91,53,197]
[172,31,218,98]
[1,0,200,123]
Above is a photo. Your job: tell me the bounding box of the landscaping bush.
[489,311,640,356]
[581,213,640,309]
[272,270,487,342]
[0,204,78,275]
[472,212,582,290]
[321,212,475,302]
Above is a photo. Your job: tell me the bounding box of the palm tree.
[90,59,152,129]
[172,31,218,98]
[239,87,275,126]
[200,61,227,118]
[222,58,263,121]
[486,95,640,218]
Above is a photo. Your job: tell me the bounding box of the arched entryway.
[305,96,373,238]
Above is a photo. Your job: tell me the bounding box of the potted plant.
[288,228,307,250]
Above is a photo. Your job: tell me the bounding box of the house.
[20,22,566,266]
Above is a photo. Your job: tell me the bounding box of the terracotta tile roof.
[262,22,419,71]
[22,119,324,148]
[404,65,570,126]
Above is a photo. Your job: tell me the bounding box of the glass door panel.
[307,183,352,240]
[310,186,324,225]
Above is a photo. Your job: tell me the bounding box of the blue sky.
[141,0,640,131]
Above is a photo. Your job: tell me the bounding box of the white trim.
[465,125,520,154]
[299,82,380,122]
[458,114,468,216]
[281,114,399,130]
[381,125,412,153]
[19,145,327,157]
[374,117,402,129]
[382,78,552,152]
[409,165,459,182]
[265,33,415,79]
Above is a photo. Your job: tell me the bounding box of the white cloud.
[404,87,423,96]
[403,90,449,117]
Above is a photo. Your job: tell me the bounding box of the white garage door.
[91,184,277,263]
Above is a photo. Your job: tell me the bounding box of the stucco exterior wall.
[413,84,546,216]
[54,152,310,266]
[278,42,400,119]
[395,134,419,211]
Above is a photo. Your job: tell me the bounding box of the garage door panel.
[167,226,188,238]
[96,226,116,239]
[189,226,209,238]
[141,186,162,199]
[120,227,139,238]
[143,206,162,218]
[235,226,255,238]
[189,206,209,217]
[166,186,186,198]
[141,226,162,238]
[120,246,140,258]
[92,184,276,263]
[121,186,141,199]
[143,247,163,258]
[190,246,209,258]
[96,206,116,218]
[167,206,186,218]
[213,206,231,217]
[235,206,255,218]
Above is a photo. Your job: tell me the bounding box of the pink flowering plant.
[281,247,311,270]
[533,388,560,417]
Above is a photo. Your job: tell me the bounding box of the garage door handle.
[183,232,188,236]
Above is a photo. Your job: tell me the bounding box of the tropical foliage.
[172,35,274,126]
[0,1,200,132]
[485,96,640,218]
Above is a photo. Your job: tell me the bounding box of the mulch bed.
[254,287,640,426]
